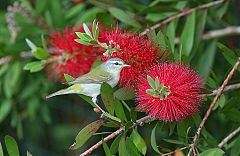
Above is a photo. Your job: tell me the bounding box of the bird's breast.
[108,72,120,87]
[80,84,101,97]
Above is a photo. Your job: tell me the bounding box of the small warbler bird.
[46,58,130,105]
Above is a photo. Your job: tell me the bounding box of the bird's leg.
[92,96,106,114]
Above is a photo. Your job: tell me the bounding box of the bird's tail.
[46,84,82,99]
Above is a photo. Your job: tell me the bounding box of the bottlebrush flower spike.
[46,26,103,81]
[100,28,161,88]
[136,63,203,122]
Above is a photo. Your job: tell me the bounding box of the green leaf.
[35,0,47,15]
[155,31,167,50]
[168,122,176,136]
[163,139,184,145]
[103,113,121,123]
[27,151,33,156]
[25,38,37,52]
[224,109,240,122]
[23,61,44,72]
[165,21,176,52]
[78,94,95,108]
[180,11,196,56]
[41,34,47,51]
[64,74,74,82]
[192,10,207,54]
[69,119,104,150]
[126,137,141,156]
[92,19,99,40]
[213,95,225,110]
[151,123,161,154]
[197,41,216,78]
[4,135,19,156]
[147,75,156,89]
[0,100,11,123]
[119,136,128,156]
[110,134,122,154]
[75,32,92,41]
[102,140,112,156]
[4,62,21,98]
[74,39,92,45]
[108,7,140,27]
[33,48,48,60]
[216,1,229,19]
[83,23,92,38]
[230,135,240,156]
[114,88,135,100]
[100,83,115,114]
[49,0,64,28]
[65,4,85,19]
[115,101,127,122]
[199,148,224,156]
[146,89,158,98]
[146,12,176,22]
[130,129,147,155]
[96,12,115,29]
[76,7,105,24]
[155,77,159,89]
[217,43,237,66]
[0,142,3,156]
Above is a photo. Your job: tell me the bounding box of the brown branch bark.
[79,116,153,156]
[140,0,225,36]
[218,126,240,148]
[188,57,240,156]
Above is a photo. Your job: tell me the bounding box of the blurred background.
[0,0,240,156]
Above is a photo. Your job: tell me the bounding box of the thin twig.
[0,51,32,65]
[218,126,240,148]
[0,48,58,66]
[188,58,240,156]
[161,145,191,156]
[202,83,240,97]
[175,26,240,43]
[79,116,153,156]
[202,26,240,40]
[140,0,225,36]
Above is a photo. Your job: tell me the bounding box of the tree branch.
[175,26,240,43]
[0,51,32,66]
[202,26,240,40]
[79,115,153,156]
[140,0,225,36]
[188,57,240,156]
[202,83,240,97]
[161,145,191,156]
[218,126,240,148]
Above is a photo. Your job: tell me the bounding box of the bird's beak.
[123,64,130,67]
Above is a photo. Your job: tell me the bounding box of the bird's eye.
[114,62,120,65]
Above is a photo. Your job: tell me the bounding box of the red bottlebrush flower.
[100,28,161,88]
[46,27,102,81]
[136,63,203,122]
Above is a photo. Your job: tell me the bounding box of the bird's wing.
[66,67,112,85]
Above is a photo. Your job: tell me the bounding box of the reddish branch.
[140,0,225,36]
[188,58,240,156]
[79,116,152,156]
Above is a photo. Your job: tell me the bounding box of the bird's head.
[103,58,130,73]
